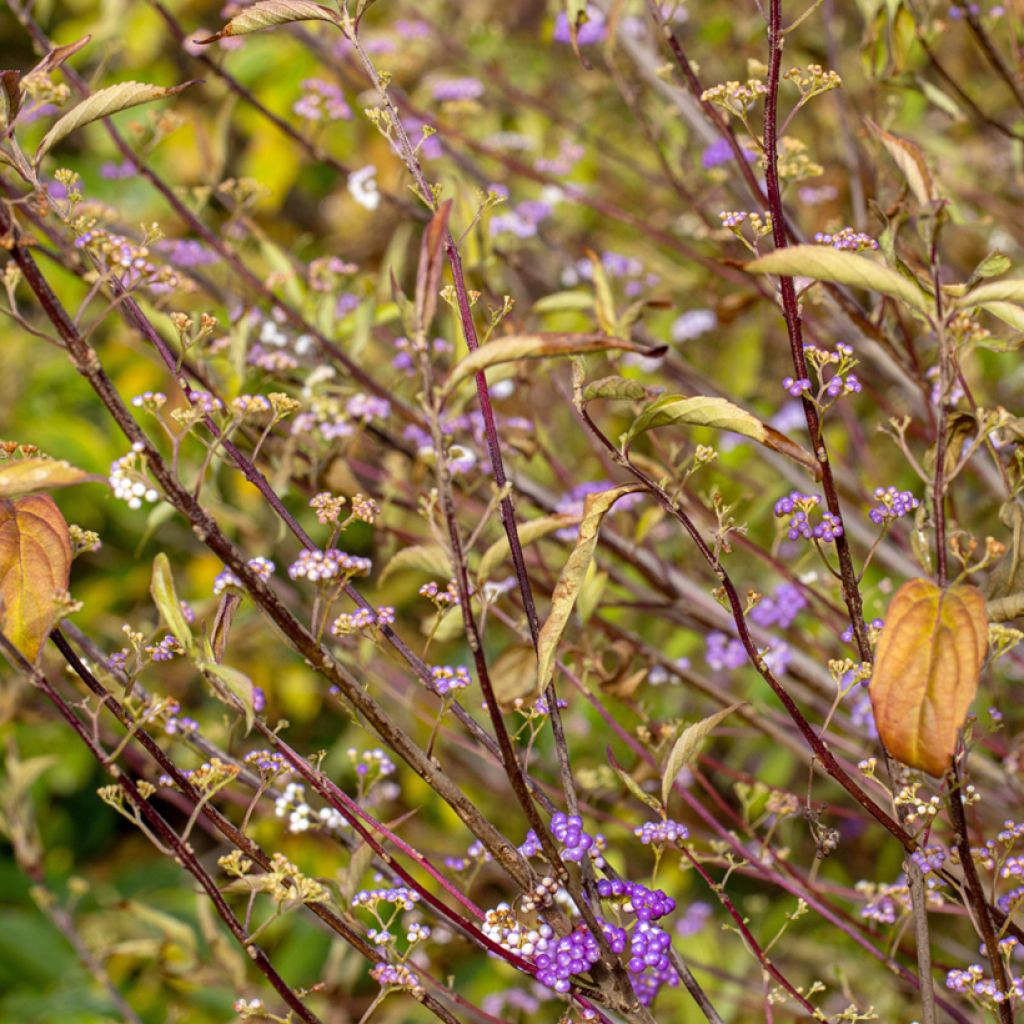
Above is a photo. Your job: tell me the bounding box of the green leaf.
[199,0,340,41]
[536,485,643,691]
[202,662,256,733]
[532,290,595,314]
[35,80,197,164]
[0,458,91,498]
[442,333,664,397]
[623,394,820,477]
[866,120,939,206]
[971,251,1012,282]
[150,553,194,654]
[477,513,577,584]
[959,279,1024,306]
[976,302,1024,335]
[747,245,931,313]
[582,376,658,403]
[587,250,617,334]
[662,702,747,805]
[608,751,663,815]
[379,543,451,584]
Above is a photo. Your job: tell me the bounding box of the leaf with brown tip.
[870,578,988,777]
[0,495,71,661]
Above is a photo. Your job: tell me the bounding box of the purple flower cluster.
[635,819,689,846]
[293,78,351,121]
[705,631,746,672]
[701,137,757,170]
[432,77,484,102]
[553,8,607,45]
[774,491,844,543]
[749,583,807,629]
[146,635,183,662]
[814,227,879,252]
[782,375,811,397]
[430,664,471,696]
[868,486,919,525]
[287,548,372,582]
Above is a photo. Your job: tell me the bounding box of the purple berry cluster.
[533,921,626,993]
[782,375,811,397]
[868,486,919,525]
[596,878,676,922]
[551,812,599,864]
[430,664,471,696]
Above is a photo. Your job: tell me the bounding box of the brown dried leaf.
[0,495,71,661]
[870,578,988,776]
[415,200,451,336]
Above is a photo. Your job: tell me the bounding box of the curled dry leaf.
[623,394,821,479]
[869,578,988,777]
[0,495,72,662]
[199,0,340,42]
[35,80,199,164]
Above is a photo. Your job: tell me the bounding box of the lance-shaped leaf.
[623,394,820,478]
[976,301,1024,334]
[582,375,660,404]
[150,553,194,654]
[35,80,198,164]
[0,458,91,498]
[869,578,988,777]
[958,279,1024,306]
[199,0,340,41]
[1,71,21,127]
[0,495,72,661]
[747,245,931,313]
[379,543,451,584]
[662,702,747,806]
[477,513,578,584]
[202,662,256,733]
[866,120,939,206]
[536,485,643,690]
[442,334,665,398]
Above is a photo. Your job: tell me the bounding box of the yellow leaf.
[0,495,71,661]
[870,579,988,777]
[442,333,664,397]
[623,394,820,478]
[536,485,643,691]
[0,458,91,498]
[662,702,747,806]
[747,245,930,313]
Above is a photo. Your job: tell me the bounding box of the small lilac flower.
[553,8,607,45]
[432,77,484,102]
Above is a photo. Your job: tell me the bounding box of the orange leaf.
[870,578,988,777]
[0,495,72,661]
